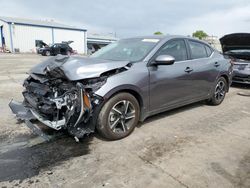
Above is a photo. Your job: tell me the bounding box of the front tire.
[97,93,140,140]
[207,77,227,105]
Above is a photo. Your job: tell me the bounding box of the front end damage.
[9,55,131,141]
[10,74,104,140]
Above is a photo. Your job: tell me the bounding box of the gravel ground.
[0,54,249,188]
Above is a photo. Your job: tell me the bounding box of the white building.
[87,34,118,54]
[0,16,87,54]
[87,34,118,45]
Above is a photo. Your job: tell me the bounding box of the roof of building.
[87,34,119,41]
[0,16,86,31]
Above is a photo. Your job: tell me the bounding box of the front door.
[148,39,198,113]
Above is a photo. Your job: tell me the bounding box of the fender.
[95,84,148,121]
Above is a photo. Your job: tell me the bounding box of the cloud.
[0,0,250,37]
[169,4,250,37]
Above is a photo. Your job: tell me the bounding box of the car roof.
[122,35,210,45]
[54,43,67,45]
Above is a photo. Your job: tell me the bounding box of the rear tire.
[207,77,227,105]
[97,93,140,140]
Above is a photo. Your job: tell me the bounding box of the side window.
[156,39,188,62]
[205,45,213,57]
[189,40,207,59]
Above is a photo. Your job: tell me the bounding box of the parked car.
[9,35,233,141]
[220,33,250,84]
[87,43,101,55]
[38,41,74,56]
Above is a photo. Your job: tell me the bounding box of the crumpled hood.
[220,33,250,53]
[29,55,130,81]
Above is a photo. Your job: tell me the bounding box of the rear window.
[189,40,208,59]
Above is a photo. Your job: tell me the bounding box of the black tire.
[207,77,227,105]
[97,92,140,140]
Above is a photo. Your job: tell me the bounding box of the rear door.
[186,39,221,98]
[60,43,70,54]
[52,44,60,55]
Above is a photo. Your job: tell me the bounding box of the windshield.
[91,38,159,62]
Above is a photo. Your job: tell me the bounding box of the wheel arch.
[100,85,146,121]
[112,89,143,108]
[220,74,230,91]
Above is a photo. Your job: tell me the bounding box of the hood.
[220,33,250,53]
[40,41,48,47]
[29,55,130,81]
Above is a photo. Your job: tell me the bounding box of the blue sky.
[1,0,250,38]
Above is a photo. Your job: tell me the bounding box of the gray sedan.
[9,35,233,141]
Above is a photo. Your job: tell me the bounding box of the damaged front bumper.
[9,100,60,141]
[9,82,103,141]
[9,100,35,121]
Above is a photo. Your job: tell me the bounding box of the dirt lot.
[0,54,249,188]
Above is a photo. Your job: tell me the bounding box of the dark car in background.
[10,35,233,141]
[87,43,108,55]
[220,33,250,84]
[87,43,101,55]
[38,41,74,56]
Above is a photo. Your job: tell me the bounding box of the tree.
[154,31,163,35]
[192,30,208,39]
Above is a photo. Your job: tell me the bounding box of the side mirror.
[153,55,175,66]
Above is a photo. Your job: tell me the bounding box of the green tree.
[154,31,163,35]
[192,30,208,39]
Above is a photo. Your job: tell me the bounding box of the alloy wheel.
[215,80,226,101]
[108,100,136,133]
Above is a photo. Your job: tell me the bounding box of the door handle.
[214,62,220,67]
[184,67,193,73]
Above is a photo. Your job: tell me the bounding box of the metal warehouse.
[87,34,118,54]
[0,16,87,54]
